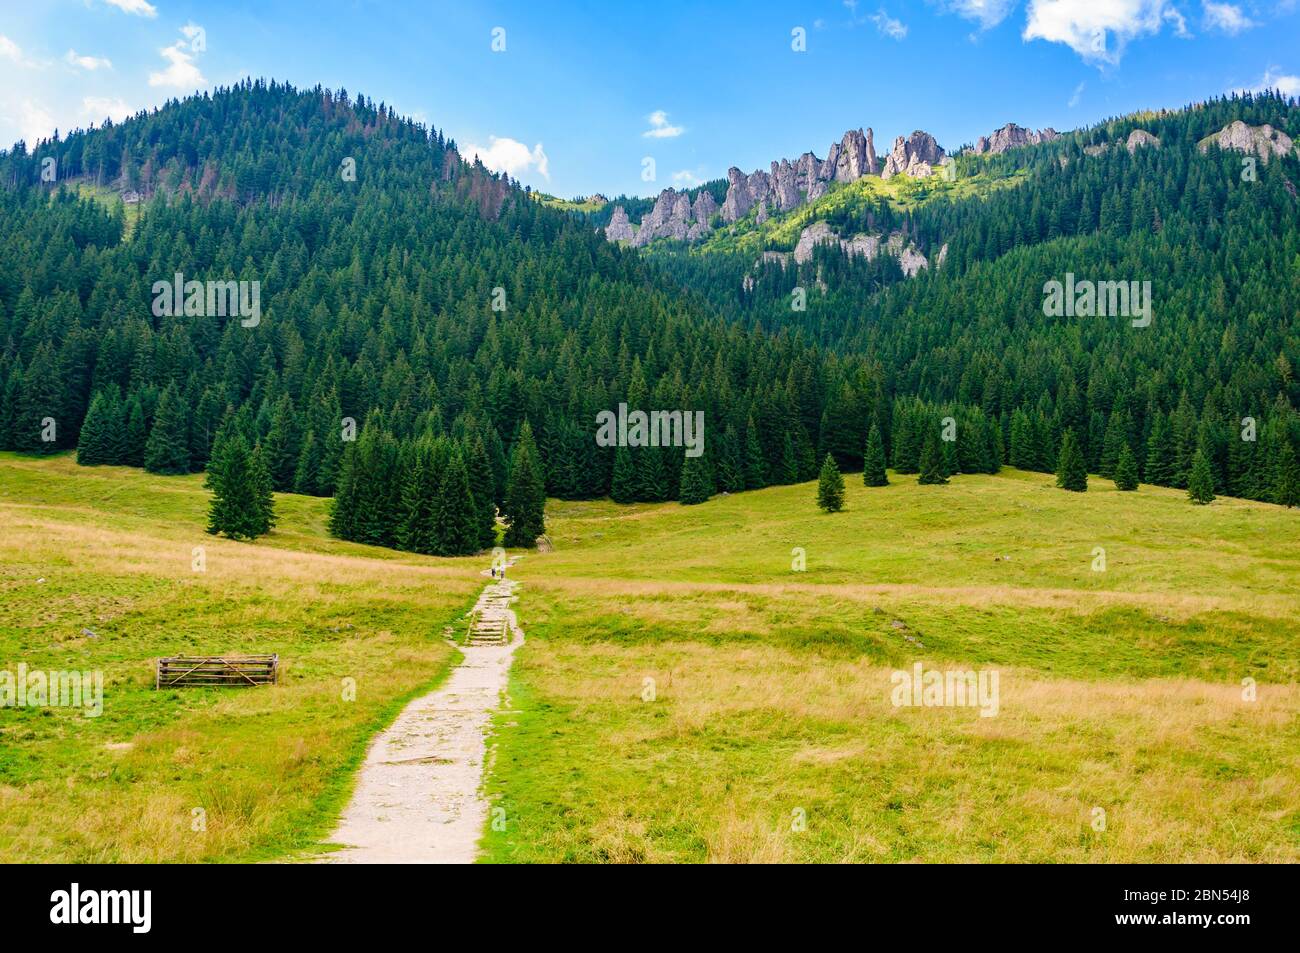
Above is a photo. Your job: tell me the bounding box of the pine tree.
[1055,430,1087,492]
[917,429,948,485]
[248,443,277,534]
[503,421,545,547]
[466,437,498,547]
[76,390,120,466]
[678,452,713,505]
[610,446,637,504]
[863,423,889,486]
[205,434,268,540]
[293,429,321,495]
[816,453,845,512]
[1274,442,1300,508]
[434,451,478,556]
[1187,449,1215,505]
[397,451,439,554]
[1114,445,1139,491]
[742,417,767,489]
[143,383,190,474]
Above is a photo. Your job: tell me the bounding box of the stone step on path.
[322,561,523,864]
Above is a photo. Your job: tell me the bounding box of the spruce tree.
[249,443,277,535]
[1055,430,1087,492]
[206,434,266,540]
[817,453,845,512]
[466,437,499,547]
[503,421,545,547]
[917,429,948,485]
[610,446,637,504]
[434,451,478,556]
[144,383,191,474]
[1114,445,1139,491]
[863,423,888,486]
[678,453,713,505]
[397,451,439,554]
[293,429,321,495]
[742,417,767,489]
[1274,442,1300,508]
[1188,449,1215,504]
[76,390,120,466]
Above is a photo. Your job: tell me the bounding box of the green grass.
[481,469,1300,862]
[0,452,483,862]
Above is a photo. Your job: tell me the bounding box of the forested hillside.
[0,82,1297,560]
[0,81,889,552]
[651,93,1300,504]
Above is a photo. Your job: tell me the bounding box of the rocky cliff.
[969,123,1059,155]
[1198,120,1294,163]
[605,124,938,246]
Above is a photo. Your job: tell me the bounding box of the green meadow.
[1,453,1296,862]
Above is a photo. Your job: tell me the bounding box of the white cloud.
[671,170,703,187]
[941,0,1017,29]
[103,0,158,16]
[148,41,206,89]
[463,136,550,181]
[1068,80,1086,106]
[872,8,909,39]
[1239,66,1300,96]
[66,50,113,70]
[0,100,56,145]
[0,35,22,63]
[1023,0,1183,66]
[1203,2,1257,33]
[643,110,684,139]
[80,97,133,125]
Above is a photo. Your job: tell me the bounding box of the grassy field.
[3,454,1297,863]
[482,469,1300,862]
[0,452,483,862]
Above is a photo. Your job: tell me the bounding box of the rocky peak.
[970,123,1060,155]
[1125,129,1161,154]
[1198,120,1295,163]
[881,131,946,180]
[604,205,636,243]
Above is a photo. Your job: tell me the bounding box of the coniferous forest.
[0,81,1297,555]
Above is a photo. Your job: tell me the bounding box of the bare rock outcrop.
[1126,129,1161,153]
[970,123,1059,155]
[881,131,946,180]
[1198,120,1294,163]
[604,205,637,243]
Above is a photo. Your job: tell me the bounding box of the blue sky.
[1,1,1297,198]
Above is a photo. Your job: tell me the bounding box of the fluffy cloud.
[872,8,909,39]
[940,0,1017,30]
[463,136,550,181]
[671,170,703,187]
[1202,2,1257,34]
[103,0,158,16]
[148,41,206,89]
[66,50,113,70]
[1240,66,1300,96]
[1023,0,1185,65]
[642,110,684,139]
[80,97,133,125]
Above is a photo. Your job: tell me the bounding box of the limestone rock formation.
[881,131,946,180]
[970,123,1059,155]
[604,205,637,243]
[1198,120,1294,163]
[1125,129,1161,153]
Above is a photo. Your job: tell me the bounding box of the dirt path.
[323,567,522,863]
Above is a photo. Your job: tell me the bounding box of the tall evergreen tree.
[1055,430,1087,492]
[205,434,270,540]
[1187,449,1216,505]
[144,383,191,474]
[503,421,546,547]
[76,390,121,466]
[1114,445,1139,491]
[918,429,948,485]
[863,423,889,486]
[1274,442,1300,508]
[816,453,845,512]
[466,436,499,547]
[434,451,479,556]
[678,452,714,505]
